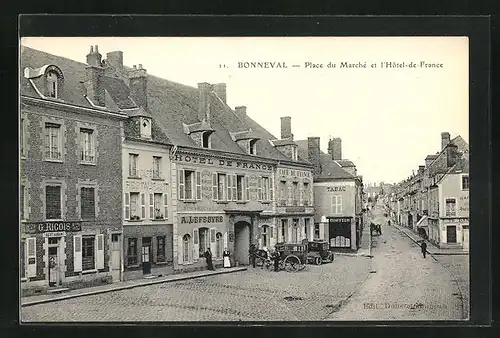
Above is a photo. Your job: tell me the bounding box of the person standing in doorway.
[204,248,215,270]
[420,241,427,258]
[223,248,231,268]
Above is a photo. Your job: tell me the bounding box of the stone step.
[47,287,69,294]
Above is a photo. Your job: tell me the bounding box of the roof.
[427,135,469,176]
[295,140,355,180]
[335,159,356,168]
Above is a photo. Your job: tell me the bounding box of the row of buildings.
[19,45,364,292]
[388,132,469,250]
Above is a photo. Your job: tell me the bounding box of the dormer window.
[202,131,211,149]
[140,117,152,139]
[249,139,257,155]
[46,71,58,98]
[291,146,298,161]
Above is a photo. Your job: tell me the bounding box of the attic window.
[140,117,152,139]
[47,71,58,98]
[249,139,257,155]
[202,131,211,149]
[291,146,298,161]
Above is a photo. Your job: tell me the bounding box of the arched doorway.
[234,221,251,265]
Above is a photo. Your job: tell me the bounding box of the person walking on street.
[420,241,427,258]
[204,248,215,270]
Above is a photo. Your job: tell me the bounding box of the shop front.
[439,217,468,248]
[327,216,356,251]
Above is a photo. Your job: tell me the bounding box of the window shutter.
[178,235,184,265]
[96,234,104,269]
[149,193,154,219]
[245,176,250,201]
[26,237,37,277]
[232,174,237,201]
[193,229,199,261]
[226,175,232,201]
[73,235,82,272]
[210,228,217,255]
[196,171,202,200]
[270,177,274,202]
[178,169,185,200]
[258,177,262,200]
[141,193,146,219]
[124,193,130,220]
[223,232,228,248]
[212,173,218,200]
[164,193,168,220]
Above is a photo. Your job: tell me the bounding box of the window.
[217,173,226,201]
[80,187,95,220]
[80,129,95,163]
[140,118,151,138]
[153,156,162,179]
[45,123,61,160]
[292,219,299,243]
[45,185,61,220]
[280,181,287,206]
[445,198,457,217]
[291,146,298,161]
[202,131,211,149]
[185,170,195,200]
[249,139,257,155]
[129,192,140,219]
[314,223,320,239]
[331,195,342,214]
[179,170,200,201]
[20,118,25,156]
[216,232,223,258]
[183,234,191,262]
[236,175,244,201]
[129,154,138,177]
[303,182,310,206]
[304,218,310,238]
[82,236,95,271]
[198,228,209,258]
[261,177,270,201]
[281,219,288,242]
[292,182,299,206]
[157,236,166,262]
[47,71,58,98]
[151,193,162,219]
[462,175,469,190]
[128,238,138,265]
[262,225,269,247]
[20,184,26,221]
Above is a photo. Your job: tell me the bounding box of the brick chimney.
[328,137,342,160]
[198,82,212,122]
[85,45,105,106]
[129,64,148,109]
[280,116,293,140]
[418,165,425,175]
[106,51,123,72]
[441,132,451,150]
[213,83,227,103]
[307,137,321,176]
[235,106,247,120]
[446,143,459,167]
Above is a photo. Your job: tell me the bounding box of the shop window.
[79,128,95,163]
[157,236,166,263]
[129,154,138,177]
[80,187,96,220]
[198,227,209,258]
[445,198,457,217]
[82,236,95,271]
[216,232,223,258]
[45,185,62,220]
[153,156,162,179]
[44,123,61,160]
[128,238,138,265]
[183,234,191,262]
[462,175,469,190]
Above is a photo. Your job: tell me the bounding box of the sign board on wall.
[179,215,225,224]
[24,221,82,234]
[172,154,274,171]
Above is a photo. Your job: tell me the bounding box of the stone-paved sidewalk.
[21,267,246,307]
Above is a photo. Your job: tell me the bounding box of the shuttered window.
[44,123,61,160]
[82,236,95,271]
[128,238,138,265]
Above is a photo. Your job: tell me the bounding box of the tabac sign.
[172,154,274,171]
[24,221,82,234]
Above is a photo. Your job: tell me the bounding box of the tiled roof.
[335,159,355,168]
[427,135,469,175]
[295,140,355,180]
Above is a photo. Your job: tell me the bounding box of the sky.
[20,37,469,185]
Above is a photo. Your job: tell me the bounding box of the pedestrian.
[388,219,391,226]
[249,244,256,268]
[421,241,427,258]
[223,248,231,268]
[204,247,215,270]
[273,249,281,272]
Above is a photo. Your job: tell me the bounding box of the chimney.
[198,82,212,122]
[418,165,425,175]
[307,137,321,176]
[85,45,105,106]
[213,83,227,103]
[280,116,293,140]
[235,106,247,120]
[446,143,459,167]
[328,137,342,160]
[106,51,123,71]
[129,64,148,109]
[441,132,451,150]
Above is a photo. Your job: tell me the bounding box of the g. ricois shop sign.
[172,154,274,171]
[24,221,82,234]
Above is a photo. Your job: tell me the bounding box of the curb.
[21,267,247,307]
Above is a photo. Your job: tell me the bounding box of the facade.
[20,46,127,291]
[296,137,364,251]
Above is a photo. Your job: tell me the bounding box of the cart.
[306,240,334,265]
[265,243,307,272]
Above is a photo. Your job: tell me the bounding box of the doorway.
[47,237,62,287]
[234,221,250,265]
[142,237,152,275]
[462,225,469,249]
[110,233,121,282]
[446,226,457,244]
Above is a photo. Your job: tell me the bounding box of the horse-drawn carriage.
[255,242,307,272]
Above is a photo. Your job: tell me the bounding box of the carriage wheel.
[265,259,275,271]
[284,255,301,272]
[328,253,334,262]
[314,256,322,265]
